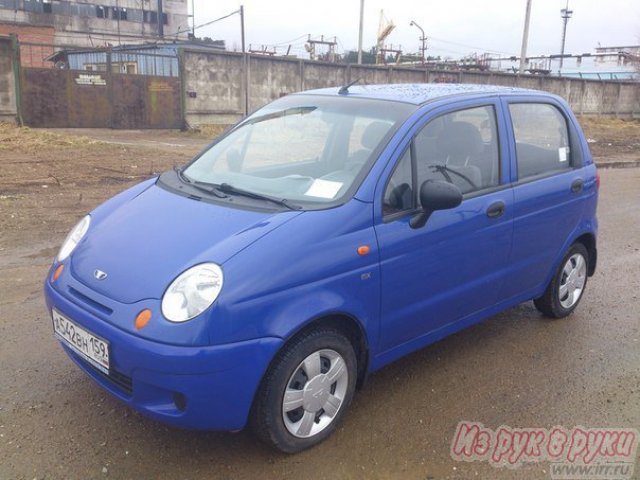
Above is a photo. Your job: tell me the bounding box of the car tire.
[251,327,357,453]
[534,243,589,318]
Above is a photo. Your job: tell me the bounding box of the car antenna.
[338,78,362,95]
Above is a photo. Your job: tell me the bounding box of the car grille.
[72,351,133,396]
[68,287,114,316]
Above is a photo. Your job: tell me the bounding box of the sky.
[190,0,639,59]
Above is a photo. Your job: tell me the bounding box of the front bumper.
[44,279,283,431]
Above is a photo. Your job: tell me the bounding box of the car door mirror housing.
[410,180,463,229]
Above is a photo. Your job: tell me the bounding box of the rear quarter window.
[509,103,572,179]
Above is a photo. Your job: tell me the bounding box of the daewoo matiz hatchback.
[45,83,598,452]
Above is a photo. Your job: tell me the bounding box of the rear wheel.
[534,243,589,318]
[251,327,357,453]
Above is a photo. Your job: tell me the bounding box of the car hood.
[71,183,300,304]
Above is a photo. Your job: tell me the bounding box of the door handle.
[486,201,505,218]
[571,179,584,193]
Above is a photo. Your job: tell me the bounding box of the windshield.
[182,95,415,207]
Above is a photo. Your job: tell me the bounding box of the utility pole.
[519,0,532,74]
[115,0,121,45]
[559,0,573,74]
[191,0,195,37]
[157,0,164,38]
[409,20,426,65]
[240,5,247,116]
[357,0,364,64]
[240,5,246,53]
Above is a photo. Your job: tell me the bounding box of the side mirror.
[410,180,462,229]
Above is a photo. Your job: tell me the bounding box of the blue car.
[45,83,598,452]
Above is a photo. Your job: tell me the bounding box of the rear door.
[500,97,589,300]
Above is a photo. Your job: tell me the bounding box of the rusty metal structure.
[305,35,337,63]
[17,42,183,129]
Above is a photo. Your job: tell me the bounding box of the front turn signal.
[52,264,64,282]
[135,309,152,330]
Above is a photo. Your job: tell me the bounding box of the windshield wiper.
[174,168,302,209]
[174,167,228,198]
[218,183,302,211]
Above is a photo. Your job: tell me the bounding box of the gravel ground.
[0,126,639,480]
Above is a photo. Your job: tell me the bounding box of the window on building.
[43,0,52,14]
[143,10,168,25]
[112,7,127,20]
[96,6,108,18]
[144,11,158,24]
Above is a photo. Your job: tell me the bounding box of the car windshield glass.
[183,95,415,206]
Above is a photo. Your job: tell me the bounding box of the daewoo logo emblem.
[94,269,108,281]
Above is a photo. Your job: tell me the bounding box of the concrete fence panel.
[568,81,585,112]
[183,50,245,125]
[302,62,347,91]
[601,82,622,115]
[348,65,387,85]
[460,72,493,85]
[248,56,300,111]
[617,84,640,116]
[581,82,605,114]
[389,68,425,84]
[0,36,18,123]
[484,73,518,87]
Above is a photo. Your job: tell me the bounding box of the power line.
[271,34,309,47]
[164,8,239,37]
[427,36,517,56]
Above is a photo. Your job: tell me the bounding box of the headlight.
[57,215,91,262]
[161,263,224,322]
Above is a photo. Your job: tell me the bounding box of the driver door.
[374,100,514,355]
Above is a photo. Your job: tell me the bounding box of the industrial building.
[0,0,190,48]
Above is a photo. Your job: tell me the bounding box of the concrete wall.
[182,49,640,126]
[0,36,17,123]
[183,51,245,125]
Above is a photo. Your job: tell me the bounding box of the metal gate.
[19,44,183,129]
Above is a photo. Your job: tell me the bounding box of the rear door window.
[509,103,571,179]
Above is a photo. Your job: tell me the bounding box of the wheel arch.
[573,232,597,276]
[259,312,370,395]
[538,227,597,300]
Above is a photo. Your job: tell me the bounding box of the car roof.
[299,83,545,105]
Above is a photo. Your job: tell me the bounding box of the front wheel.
[534,243,589,318]
[251,327,357,453]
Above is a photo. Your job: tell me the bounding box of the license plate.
[52,309,110,374]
